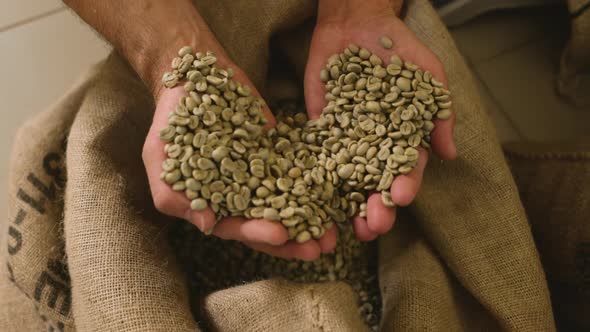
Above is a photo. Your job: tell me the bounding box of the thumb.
[303,53,327,120]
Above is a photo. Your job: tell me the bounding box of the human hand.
[63,0,336,260]
[305,0,457,241]
[142,45,336,261]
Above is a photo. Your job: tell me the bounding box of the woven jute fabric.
[2,0,556,331]
[505,140,590,332]
[557,0,590,107]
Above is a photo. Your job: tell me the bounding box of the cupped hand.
[143,51,336,261]
[304,2,457,241]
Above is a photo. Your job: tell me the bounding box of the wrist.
[126,4,206,99]
[119,1,230,101]
[132,24,203,100]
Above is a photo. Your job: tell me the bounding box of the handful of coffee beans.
[159,41,452,243]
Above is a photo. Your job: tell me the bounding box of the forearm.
[63,0,219,96]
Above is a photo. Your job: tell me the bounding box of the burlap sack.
[376,2,554,331]
[2,0,556,331]
[1,68,98,332]
[505,140,590,331]
[557,0,590,107]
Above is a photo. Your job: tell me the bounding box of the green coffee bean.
[379,36,393,49]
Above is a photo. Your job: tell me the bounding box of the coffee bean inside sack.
[161,43,452,331]
[159,44,452,243]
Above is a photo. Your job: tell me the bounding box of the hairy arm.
[63,0,222,98]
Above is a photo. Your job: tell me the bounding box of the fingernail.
[451,127,458,158]
[192,213,209,233]
[450,142,458,159]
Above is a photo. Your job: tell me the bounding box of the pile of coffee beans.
[159,43,451,243]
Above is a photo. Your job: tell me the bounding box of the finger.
[144,136,217,232]
[244,240,322,261]
[143,137,188,219]
[431,110,457,160]
[303,55,328,120]
[352,216,379,242]
[304,29,345,119]
[374,19,457,160]
[318,225,337,253]
[144,87,222,233]
[212,217,289,246]
[143,87,192,217]
[186,207,217,233]
[391,149,428,206]
[426,66,457,160]
[366,193,396,234]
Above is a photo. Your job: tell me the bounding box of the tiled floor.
[1,2,588,216]
[0,0,63,30]
[0,3,111,216]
